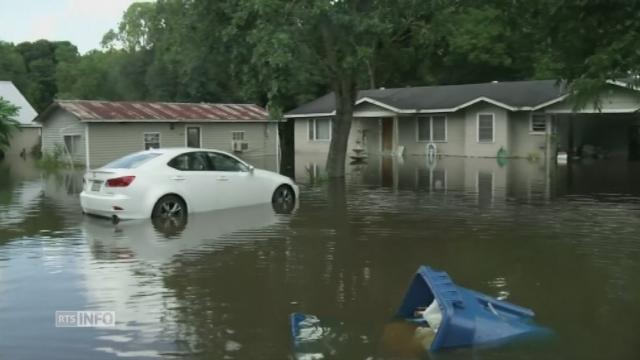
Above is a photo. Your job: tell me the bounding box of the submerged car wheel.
[152,211,188,237]
[271,185,295,214]
[152,195,187,220]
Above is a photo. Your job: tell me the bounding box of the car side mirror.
[247,165,255,174]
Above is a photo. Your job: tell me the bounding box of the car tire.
[152,195,187,219]
[271,185,295,214]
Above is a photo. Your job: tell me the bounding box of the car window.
[103,152,161,169]
[206,152,246,172]
[168,152,211,171]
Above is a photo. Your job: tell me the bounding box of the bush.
[37,144,69,170]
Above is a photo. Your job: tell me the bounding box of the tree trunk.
[326,76,356,178]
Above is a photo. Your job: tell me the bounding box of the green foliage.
[0,97,20,151]
[3,0,640,171]
[36,144,68,170]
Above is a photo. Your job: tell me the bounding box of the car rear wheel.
[271,185,295,214]
[152,195,187,219]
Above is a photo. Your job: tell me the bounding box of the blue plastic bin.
[396,266,551,351]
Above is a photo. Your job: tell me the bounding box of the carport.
[553,113,640,160]
[540,81,640,161]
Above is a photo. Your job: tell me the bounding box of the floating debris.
[396,266,553,351]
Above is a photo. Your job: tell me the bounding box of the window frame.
[63,134,82,155]
[529,113,548,135]
[143,132,161,150]
[206,151,248,172]
[307,118,332,141]
[416,115,448,143]
[167,151,211,172]
[476,113,495,143]
[185,126,202,148]
[232,130,245,141]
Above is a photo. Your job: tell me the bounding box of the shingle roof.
[286,80,570,117]
[0,81,39,126]
[39,100,270,122]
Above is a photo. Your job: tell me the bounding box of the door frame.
[185,125,203,148]
[630,124,640,160]
[380,117,394,153]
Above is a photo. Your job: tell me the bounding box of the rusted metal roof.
[51,100,270,122]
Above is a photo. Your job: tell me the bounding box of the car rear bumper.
[80,191,148,220]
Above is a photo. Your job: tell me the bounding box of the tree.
[0,42,29,92]
[228,0,436,177]
[0,97,20,151]
[101,2,158,52]
[532,0,640,105]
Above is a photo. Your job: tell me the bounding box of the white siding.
[353,102,397,118]
[464,103,509,157]
[5,127,41,157]
[294,118,332,153]
[508,112,547,158]
[397,113,466,156]
[295,118,382,155]
[88,122,278,168]
[41,108,87,165]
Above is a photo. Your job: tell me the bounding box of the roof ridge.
[358,79,560,92]
[56,99,262,106]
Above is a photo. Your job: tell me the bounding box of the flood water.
[1,154,639,359]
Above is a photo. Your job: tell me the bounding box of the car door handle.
[170,176,186,181]
[216,176,229,181]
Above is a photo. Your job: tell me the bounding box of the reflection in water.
[1,156,640,359]
[83,203,284,264]
[76,204,287,357]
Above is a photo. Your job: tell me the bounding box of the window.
[308,118,331,141]
[186,127,201,148]
[417,115,447,142]
[476,171,494,207]
[168,152,209,171]
[232,131,245,141]
[63,135,81,154]
[530,114,547,134]
[477,114,494,143]
[104,152,161,169]
[144,133,160,150]
[206,152,247,172]
[417,117,430,141]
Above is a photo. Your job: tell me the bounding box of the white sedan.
[80,148,299,221]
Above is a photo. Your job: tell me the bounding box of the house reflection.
[295,154,555,205]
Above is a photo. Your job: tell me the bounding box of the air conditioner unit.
[232,141,249,153]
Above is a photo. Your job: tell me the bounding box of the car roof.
[139,148,247,165]
[142,147,228,156]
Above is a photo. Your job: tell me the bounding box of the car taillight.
[106,176,136,187]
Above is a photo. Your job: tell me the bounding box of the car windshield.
[103,152,161,169]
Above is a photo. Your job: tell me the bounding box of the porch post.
[544,116,553,200]
[393,116,399,154]
[545,116,553,162]
[568,115,574,159]
[393,116,400,190]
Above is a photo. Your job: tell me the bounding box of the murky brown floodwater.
[1,155,639,359]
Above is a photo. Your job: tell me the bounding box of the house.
[36,100,279,169]
[0,81,40,157]
[285,79,640,160]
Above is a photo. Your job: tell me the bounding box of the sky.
[0,0,153,53]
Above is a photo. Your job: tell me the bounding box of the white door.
[205,151,263,208]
